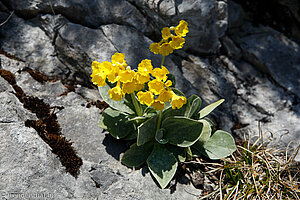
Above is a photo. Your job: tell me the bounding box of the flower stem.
[131,93,143,116]
[156,110,163,131]
[161,56,166,67]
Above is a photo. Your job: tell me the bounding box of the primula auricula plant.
[91,20,236,189]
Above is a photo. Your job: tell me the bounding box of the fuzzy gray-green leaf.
[202,130,236,160]
[121,142,153,167]
[198,99,224,119]
[147,144,178,188]
[99,107,136,139]
[165,144,186,162]
[185,95,202,118]
[162,116,203,147]
[137,115,157,146]
[197,119,212,145]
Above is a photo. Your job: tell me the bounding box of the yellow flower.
[111,52,127,67]
[138,59,153,75]
[106,67,119,83]
[135,72,150,84]
[161,27,171,40]
[109,83,123,101]
[156,89,173,103]
[91,72,106,87]
[152,66,169,82]
[148,79,165,95]
[119,69,135,83]
[101,61,113,75]
[137,91,154,106]
[170,36,185,49]
[171,94,187,109]
[151,100,165,110]
[92,61,101,71]
[136,83,145,91]
[165,80,172,87]
[122,81,138,94]
[159,43,173,56]
[149,43,160,54]
[175,20,189,37]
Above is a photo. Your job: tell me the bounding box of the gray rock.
[3,0,152,34]
[227,0,246,29]
[181,55,300,161]
[0,76,13,93]
[55,21,117,82]
[278,0,300,40]
[0,12,69,77]
[220,36,242,59]
[131,0,228,54]
[233,23,300,98]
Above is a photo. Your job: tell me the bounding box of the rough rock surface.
[0,0,299,199]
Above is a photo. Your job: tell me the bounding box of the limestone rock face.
[0,0,299,199]
[131,0,228,54]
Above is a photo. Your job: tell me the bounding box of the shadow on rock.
[102,133,128,161]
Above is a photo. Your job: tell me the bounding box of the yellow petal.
[101,61,113,75]
[152,66,169,82]
[92,61,101,71]
[149,43,160,54]
[138,59,153,74]
[159,43,173,56]
[109,84,123,101]
[148,79,165,95]
[119,69,135,83]
[122,81,138,94]
[91,72,106,87]
[171,94,187,109]
[156,89,173,103]
[151,100,165,110]
[137,91,154,106]
[165,80,172,87]
[175,20,189,37]
[161,27,171,40]
[135,72,150,84]
[111,52,127,67]
[170,36,185,50]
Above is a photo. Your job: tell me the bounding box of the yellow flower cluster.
[149,20,189,56]
[91,53,145,101]
[91,52,187,110]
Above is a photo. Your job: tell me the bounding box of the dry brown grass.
[188,124,300,200]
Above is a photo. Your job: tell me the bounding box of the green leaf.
[202,130,236,160]
[137,115,157,146]
[203,117,215,129]
[198,99,224,119]
[171,87,185,96]
[155,128,168,144]
[123,130,138,140]
[121,142,153,167]
[147,144,178,188]
[185,95,202,118]
[197,119,212,145]
[99,107,136,139]
[191,140,205,157]
[165,144,186,162]
[162,103,186,122]
[98,85,135,114]
[162,116,203,147]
